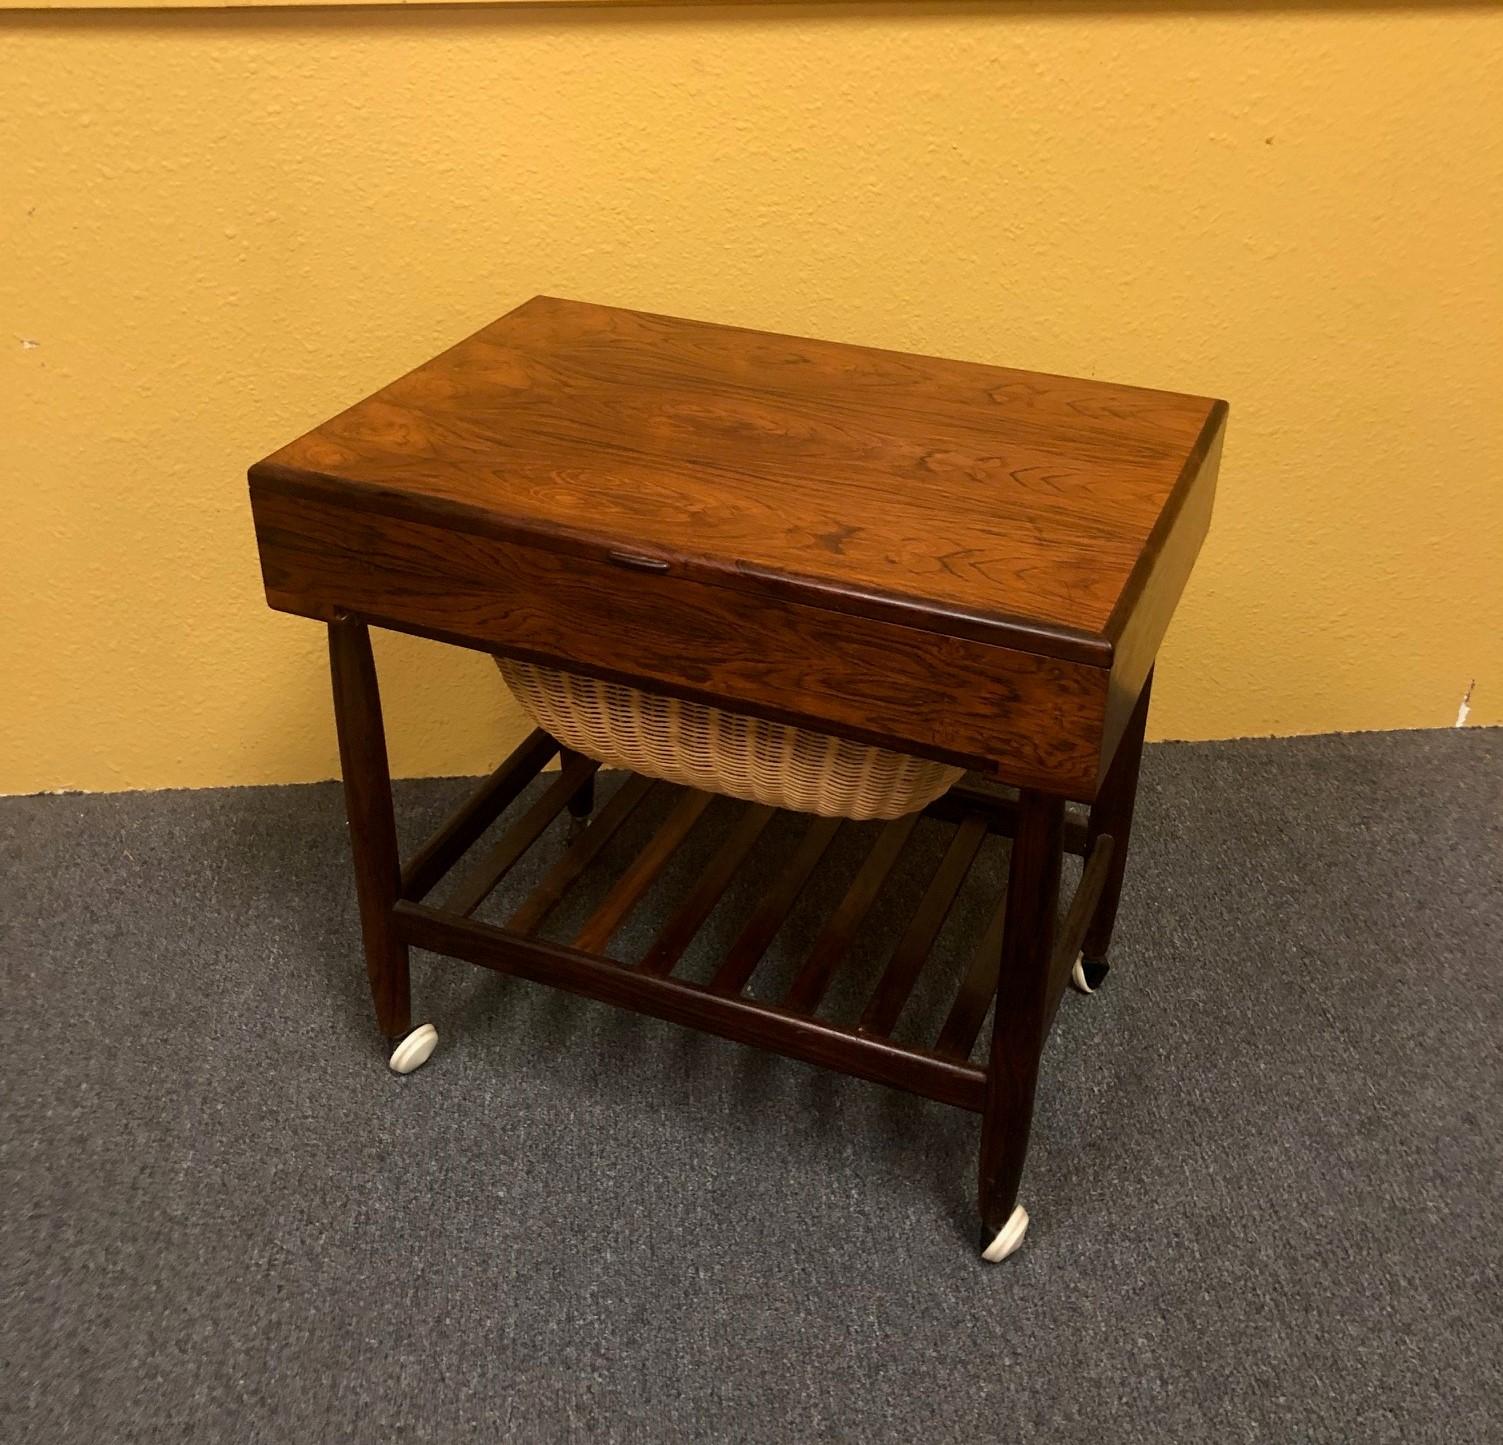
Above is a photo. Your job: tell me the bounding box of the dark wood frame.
[326,614,1151,1249]
[253,297,1221,1256]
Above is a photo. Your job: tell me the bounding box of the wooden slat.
[399,729,558,900]
[637,802,777,976]
[934,890,1011,1060]
[709,815,843,995]
[782,814,921,1015]
[506,774,655,936]
[859,813,989,1038]
[572,788,714,955]
[444,753,599,917]
[395,901,987,1113]
[924,778,1091,855]
[1044,833,1116,1033]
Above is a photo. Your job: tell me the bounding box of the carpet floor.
[3,729,1500,1444]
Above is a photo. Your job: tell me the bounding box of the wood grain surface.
[254,487,1111,794]
[252,296,1225,796]
[254,307,1218,1255]
[253,295,1225,659]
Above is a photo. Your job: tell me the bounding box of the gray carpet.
[3,730,1500,1444]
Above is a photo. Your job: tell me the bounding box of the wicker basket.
[496,658,963,821]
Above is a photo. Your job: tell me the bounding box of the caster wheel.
[981,1204,1030,1263]
[1070,952,1110,995]
[388,1023,438,1075]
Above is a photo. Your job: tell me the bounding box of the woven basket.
[496,658,963,821]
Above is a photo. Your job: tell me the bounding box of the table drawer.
[252,486,1110,796]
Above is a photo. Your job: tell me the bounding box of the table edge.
[247,459,1116,667]
[1103,399,1229,645]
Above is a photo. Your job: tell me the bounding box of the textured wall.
[3,4,1500,793]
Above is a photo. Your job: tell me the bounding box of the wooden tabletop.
[254,296,1226,663]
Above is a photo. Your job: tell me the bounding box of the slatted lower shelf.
[396,729,1110,1112]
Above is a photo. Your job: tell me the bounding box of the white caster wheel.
[1070,952,1110,995]
[388,1023,438,1075]
[981,1204,1030,1263]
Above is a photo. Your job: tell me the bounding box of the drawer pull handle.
[606,549,671,573]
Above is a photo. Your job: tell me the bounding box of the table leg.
[1079,667,1153,985]
[328,616,411,1042]
[559,746,596,819]
[978,788,1063,1260]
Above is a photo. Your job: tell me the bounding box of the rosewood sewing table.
[249,296,1226,1262]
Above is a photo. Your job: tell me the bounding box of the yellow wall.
[3,3,1500,794]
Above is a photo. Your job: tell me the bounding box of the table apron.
[253,488,1111,796]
